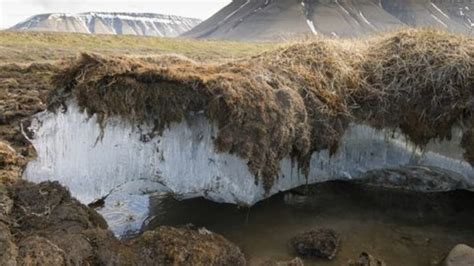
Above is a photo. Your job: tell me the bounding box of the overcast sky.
[0,0,231,29]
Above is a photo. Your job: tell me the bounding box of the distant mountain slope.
[184,0,474,40]
[381,0,472,33]
[10,12,202,37]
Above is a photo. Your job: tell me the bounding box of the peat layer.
[50,29,474,192]
[0,63,58,164]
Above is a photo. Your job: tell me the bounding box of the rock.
[356,166,470,192]
[349,252,386,266]
[289,228,340,260]
[443,244,474,266]
[131,225,246,265]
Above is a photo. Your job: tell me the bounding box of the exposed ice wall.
[23,101,474,234]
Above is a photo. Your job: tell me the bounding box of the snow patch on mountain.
[184,0,474,41]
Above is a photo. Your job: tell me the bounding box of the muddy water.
[143,182,474,266]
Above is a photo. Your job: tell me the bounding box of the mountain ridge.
[10,12,202,37]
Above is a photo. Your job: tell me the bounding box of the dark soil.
[289,229,340,260]
[0,180,246,265]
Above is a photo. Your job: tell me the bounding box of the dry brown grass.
[50,28,474,192]
[0,63,58,161]
[0,141,25,183]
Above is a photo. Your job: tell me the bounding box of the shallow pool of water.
[143,181,474,266]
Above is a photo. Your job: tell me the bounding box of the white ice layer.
[23,101,474,207]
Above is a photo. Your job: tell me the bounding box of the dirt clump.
[50,29,474,192]
[131,225,246,265]
[9,180,108,234]
[17,236,67,265]
[349,252,386,266]
[0,141,24,183]
[6,180,127,265]
[289,228,340,260]
[0,222,18,265]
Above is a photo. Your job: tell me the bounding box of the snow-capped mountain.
[183,0,474,40]
[10,12,202,37]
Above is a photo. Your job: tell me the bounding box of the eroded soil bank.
[0,180,246,265]
[50,28,474,192]
[0,63,57,182]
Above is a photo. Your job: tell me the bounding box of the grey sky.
[0,0,230,29]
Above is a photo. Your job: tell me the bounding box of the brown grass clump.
[0,141,24,183]
[50,28,474,192]
[131,225,246,265]
[356,29,474,144]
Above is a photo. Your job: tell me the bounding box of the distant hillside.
[10,12,202,37]
[0,31,274,64]
[183,0,474,40]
